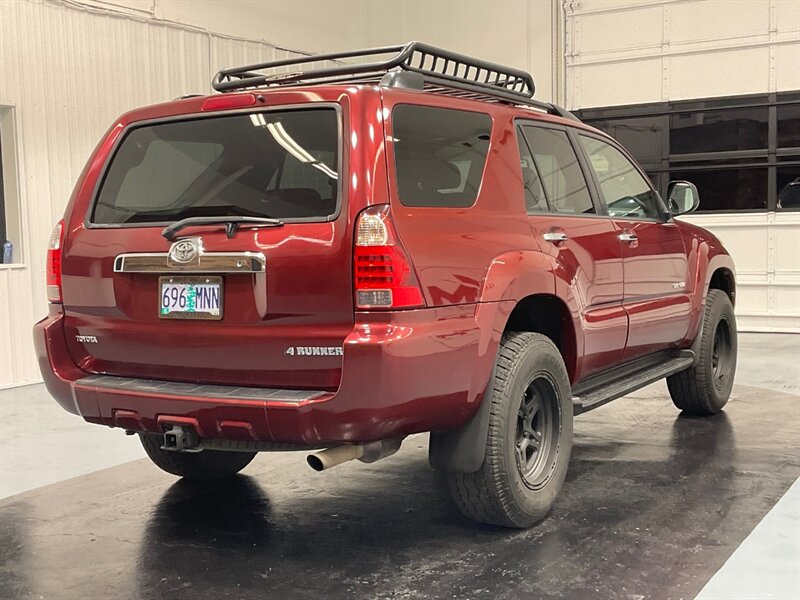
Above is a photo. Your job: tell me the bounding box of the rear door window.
[520,126,595,215]
[92,108,340,224]
[392,105,492,208]
[516,128,550,213]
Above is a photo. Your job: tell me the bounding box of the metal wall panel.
[566,0,800,333]
[0,0,313,387]
[566,0,800,108]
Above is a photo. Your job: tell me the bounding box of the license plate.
[159,276,223,320]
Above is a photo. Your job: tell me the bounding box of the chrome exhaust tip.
[306,438,404,472]
[307,444,365,471]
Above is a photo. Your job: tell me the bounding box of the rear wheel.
[667,289,737,415]
[139,433,256,480]
[446,332,573,528]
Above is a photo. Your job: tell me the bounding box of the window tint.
[777,166,800,210]
[777,103,800,149]
[579,135,661,219]
[0,129,5,260]
[0,107,22,264]
[521,126,594,215]
[670,167,767,211]
[576,94,800,212]
[93,108,339,224]
[392,105,491,207]
[516,129,549,213]
[591,116,666,163]
[670,107,768,154]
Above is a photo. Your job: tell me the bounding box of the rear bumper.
[34,303,507,444]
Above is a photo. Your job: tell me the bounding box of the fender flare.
[685,237,736,343]
[429,250,557,473]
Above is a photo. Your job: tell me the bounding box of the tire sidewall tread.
[448,332,573,528]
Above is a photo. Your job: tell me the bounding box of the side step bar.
[572,350,695,415]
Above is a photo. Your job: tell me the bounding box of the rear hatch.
[61,105,352,389]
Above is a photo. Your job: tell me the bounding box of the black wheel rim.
[711,317,732,391]
[515,375,561,489]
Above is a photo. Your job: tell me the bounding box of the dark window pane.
[94,109,340,224]
[669,156,768,168]
[522,127,595,215]
[777,103,800,148]
[777,165,800,210]
[585,116,665,163]
[515,129,549,213]
[392,105,491,208]
[0,129,6,262]
[645,171,662,191]
[670,107,768,154]
[670,168,767,211]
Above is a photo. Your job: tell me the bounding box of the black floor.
[1,383,798,600]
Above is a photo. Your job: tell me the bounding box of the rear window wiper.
[162,215,284,241]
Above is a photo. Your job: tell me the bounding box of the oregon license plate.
[159,276,223,320]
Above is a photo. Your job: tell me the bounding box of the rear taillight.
[46,220,64,303]
[354,205,425,309]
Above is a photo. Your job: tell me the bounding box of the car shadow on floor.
[2,387,797,600]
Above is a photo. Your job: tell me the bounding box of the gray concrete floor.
[1,332,797,498]
[0,384,145,498]
[734,333,800,396]
[696,478,800,600]
[0,333,798,599]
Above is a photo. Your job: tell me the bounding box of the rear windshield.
[92,108,339,224]
[392,105,492,208]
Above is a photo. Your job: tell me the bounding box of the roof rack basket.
[212,41,577,120]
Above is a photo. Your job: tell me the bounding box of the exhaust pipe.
[307,437,403,472]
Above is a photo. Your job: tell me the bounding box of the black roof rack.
[211,41,578,121]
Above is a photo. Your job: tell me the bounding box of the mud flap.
[428,363,497,473]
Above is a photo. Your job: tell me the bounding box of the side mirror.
[668,180,700,216]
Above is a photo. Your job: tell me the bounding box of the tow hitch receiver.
[161,425,199,452]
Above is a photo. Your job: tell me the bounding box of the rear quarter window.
[392,105,492,208]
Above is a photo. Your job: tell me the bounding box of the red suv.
[34,43,737,528]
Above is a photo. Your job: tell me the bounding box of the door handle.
[618,231,638,243]
[543,232,568,243]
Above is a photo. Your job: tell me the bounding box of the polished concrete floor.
[1,333,799,599]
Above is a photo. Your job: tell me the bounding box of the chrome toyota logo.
[169,239,198,264]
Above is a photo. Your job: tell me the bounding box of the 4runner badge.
[285,346,344,357]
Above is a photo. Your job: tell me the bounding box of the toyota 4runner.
[34,42,737,527]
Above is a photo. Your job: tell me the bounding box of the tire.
[139,433,257,480]
[446,332,573,528]
[667,289,737,415]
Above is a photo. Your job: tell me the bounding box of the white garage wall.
[566,0,800,333]
[361,0,560,102]
[566,0,800,107]
[0,0,369,388]
[0,0,561,388]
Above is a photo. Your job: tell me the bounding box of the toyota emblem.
[169,239,198,264]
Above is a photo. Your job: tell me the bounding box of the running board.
[572,351,695,415]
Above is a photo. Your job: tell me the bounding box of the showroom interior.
[1,0,798,598]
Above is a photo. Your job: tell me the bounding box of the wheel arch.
[708,266,736,306]
[503,293,577,383]
[431,256,579,474]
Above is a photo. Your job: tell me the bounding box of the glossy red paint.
[34,81,735,445]
[35,303,500,443]
[613,219,692,362]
